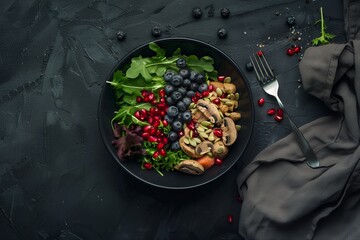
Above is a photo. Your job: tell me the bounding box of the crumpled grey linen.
[236,31,360,240]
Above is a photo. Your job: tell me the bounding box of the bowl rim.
[98,37,255,189]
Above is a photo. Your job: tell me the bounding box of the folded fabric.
[236,40,360,239]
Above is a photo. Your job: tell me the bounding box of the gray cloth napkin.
[237,5,360,239]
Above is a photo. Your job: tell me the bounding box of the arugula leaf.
[111,103,152,128]
[186,55,215,72]
[312,7,335,46]
[126,56,152,81]
[149,42,166,57]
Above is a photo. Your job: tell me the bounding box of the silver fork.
[250,53,320,168]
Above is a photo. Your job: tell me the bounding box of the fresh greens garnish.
[312,7,335,46]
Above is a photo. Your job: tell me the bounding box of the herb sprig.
[312,7,335,46]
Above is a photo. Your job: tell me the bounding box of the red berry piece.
[208,84,215,92]
[162,119,168,127]
[257,50,263,57]
[148,136,158,142]
[143,125,152,132]
[212,98,221,105]
[144,162,152,169]
[157,142,165,150]
[293,46,301,53]
[213,128,223,137]
[136,96,142,103]
[162,137,168,144]
[141,132,149,139]
[217,76,225,82]
[202,91,209,97]
[277,108,284,117]
[274,115,283,122]
[159,148,166,156]
[266,108,276,115]
[141,90,148,97]
[286,48,294,56]
[227,215,233,224]
[153,151,159,158]
[257,98,265,106]
[215,158,223,165]
[158,89,165,98]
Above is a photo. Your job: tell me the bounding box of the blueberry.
[167,106,179,118]
[220,8,231,18]
[170,141,181,151]
[168,131,179,142]
[186,90,195,98]
[196,73,205,84]
[217,28,228,39]
[177,87,187,97]
[245,61,254,71]
[179,69,190,79]
[170,74,183,87]
[198,83,208,93]
[116,31,126,41]
[151,26,161,37]
[287,16,296,26]
[166,96,175,106]
[181,111,192,123]
[177,101,187,112]
[192,7,202,19]
[183,79,191,88]
[171,91,182,103]
[182,97,192,107]
[164,70,175,82]
[172,120,183,132]
[189,71,198,82]
[190,83,199,91]
[176,58,186,68]
[165,84,175,95]
[164,114,174,124]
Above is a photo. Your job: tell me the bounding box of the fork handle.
[274,96,320,168]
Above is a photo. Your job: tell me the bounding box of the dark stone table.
[0,0,345,239]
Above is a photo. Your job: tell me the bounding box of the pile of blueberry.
[164,58,209,150]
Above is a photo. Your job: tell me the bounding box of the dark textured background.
[0,0,345,239]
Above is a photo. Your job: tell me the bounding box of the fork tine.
[256,54,271,80]
[261,54,275,78]
[249,55,261,81]
[251,54,266,84]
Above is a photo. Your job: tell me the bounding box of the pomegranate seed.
[150,107,156,114]
[148,116,154,124]
[160,132,164,137]
[154,115,161,121]
[140,109,147,116]
[159,97,166,103]
[191,96,198,103]
[162,119,168,127]
[218,76,225,82]
[212,98,221,105]
[134,110,141,119]
[141,90,148,97]
[257,98,265,106]
[153,120,160,128]
[162,137,168,144]
[160,110,166,116]
[187,123,195,130]
[136,96,143,103]
[148,136,158,142]
[277,108,284,117]
[293,46,301,53]
[143,96,149,102]
[193,129,199,137]
[151,99,157,105]
[286,48,295,56]
[157,142,165,150]
[274,115,283,122]
[267,108,276,115]
[213,128,223,137]
[148,93,155,101]
[139,116,145,121]
[155,129,162,136]
[159,89,165,98]
[257,50,263,57]
[144,162,152,169]
[157,103,166,109]
[153,151,159,158]
[196,92,202,98]
[202,91,209,97]
[227,215,233,224]
[143,125,152,132]
[141,132,149,139]
[178,130,184,137]
[208,84,214,92]
[149,128,156,135]
[221,93,226,98]
[215,158,223,165]
[159,148,166,156]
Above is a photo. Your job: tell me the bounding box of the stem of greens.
[320,7,325,37]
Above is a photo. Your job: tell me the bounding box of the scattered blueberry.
[182,97,192,107]
[166,96,175,106]
[170,141,181,151]
[176,58,187,68]
[117,31,126,41]
[287,16,296,26]
[190,83,199,91]
[198,83,208,93]
[168,131,179,142]
[164,114,174,124]
[186,90,196,98]
[192,7,202,19]
[196,73,205,84]
[167,106,179,118]
[177,87,187,97]
[217,28,228,39]
[245,61,254,71]
[179,69,190,79]
[189,71,198,82]
[181,111,192,123]
[220,8,230,18]
[170,74,183,87]
[171,91,182,103]
[151,27,161,37]
[177,101,187,112]
[182,79,191,88]
[164,85,175,95]
[163,70,175,82]
[172,120,183,132]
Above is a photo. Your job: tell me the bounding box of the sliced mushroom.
[195,141,214,155]
[179,136,203,158]
[175,160,204,175]
[209,81,224,90]
[192,110,208,122]
[223,83,236,94]
[221,117,237,146]
[196,99,222,125]
[212,141,229,159]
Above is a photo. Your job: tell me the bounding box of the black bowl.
[98,37,254,189]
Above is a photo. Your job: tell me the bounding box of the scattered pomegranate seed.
[140,109,147,116]
[213,128,223,137]
[266,108,276,115]
[151,99,157,105]
[143,96,149,102]
[149,107,156,114]
[277,108,284,117]
[159,148,166,156]
[227,215,233,224]
[148,93,155,101]
[187,122,195,130]
[141,132,149,139]
[148,116,154,124]
[148,136,158,142]
[212,98,221,105]
[157,142,165,150]
[208,84,215,92]
[153,151,159,158]
[202,91,209,97]
[257,50,263,57]
[293,46,301,53]
[158,89,165,98]
[149,128,156,135]
[154,115,161,121]
[196,92,202,98]
[143,125,152,132]
[215,158,223,165]
[257,98,265,106]
[162,119,168,127]
[134,110,141,119]
[162,137,168,144]
[274,115,283,122]
[136,96,142,103]
[141,90,148,97]
[286,48,295,56]
[159,97,166,103]
[191,96,198,103]
[157,103,166,109]
[144,162,152,169]
[153,120,160,128]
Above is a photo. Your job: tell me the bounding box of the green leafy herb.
[111,103,152,128]
[312,7,335,46]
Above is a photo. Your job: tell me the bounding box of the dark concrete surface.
[0,0,345,239]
